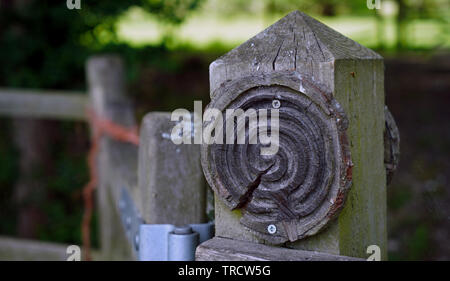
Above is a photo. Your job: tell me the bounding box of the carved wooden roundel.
[201,72,352,244]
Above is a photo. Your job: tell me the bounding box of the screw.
[267,224,277,234]
[272,99,281,109]
[134,234,140,251]
[125,216,131,229]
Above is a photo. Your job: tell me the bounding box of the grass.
[116,7,449,51]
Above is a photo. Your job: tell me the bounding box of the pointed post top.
[210,10,382,94]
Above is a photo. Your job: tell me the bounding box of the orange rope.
[82,109,139,260]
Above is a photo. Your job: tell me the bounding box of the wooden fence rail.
[0,55,207,261]
[0,88,88,121]
[0,236,101,261]
[0,90,90,260]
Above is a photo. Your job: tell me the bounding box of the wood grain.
[0,236,69,261]
[202,73,352,244]
[0,236,101,261]
[195,237,363,261]
[209,10,381,97]
[138,112,206,225]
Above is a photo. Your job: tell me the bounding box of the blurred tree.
[141,0,205,44]
[394,0,408,50]
[389,0,448,50]
[0,1,132,88]
[262,0,339,17]
[142,0,204,25]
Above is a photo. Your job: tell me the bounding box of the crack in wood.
[312,32,326,61]
[272,41,284,70]
[234,164,274,210]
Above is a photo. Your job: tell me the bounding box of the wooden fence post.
[198,11,386,260]
[137,112,206,225]
[88,57,207,260]
[86,55,138,260]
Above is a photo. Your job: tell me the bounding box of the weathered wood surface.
[0,88,87,120]
[87,55,137,260]
[195,237,363,261]
[327,57,386,258]
[0,236,100,261]
[209,12,380,96]
[0,236,69,261]
[384,106,400,184]
[138,112,206,224]
[202,10,387,259]
[202,73,352,244]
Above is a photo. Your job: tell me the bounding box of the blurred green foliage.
[142,0,204,24]
[0,0,446,89]
[0,0,206,88]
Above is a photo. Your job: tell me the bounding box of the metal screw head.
[267,224,277,234]
[125,216,131,229]
[272,99,281,109]
[134,234,140,251]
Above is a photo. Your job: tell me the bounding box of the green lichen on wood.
[335,59,387,260]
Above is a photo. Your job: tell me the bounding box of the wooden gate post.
[87,55,137,260]
[198,11,386,260]
[137,112,206,225]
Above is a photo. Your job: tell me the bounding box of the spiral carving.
[201,72,352,243]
